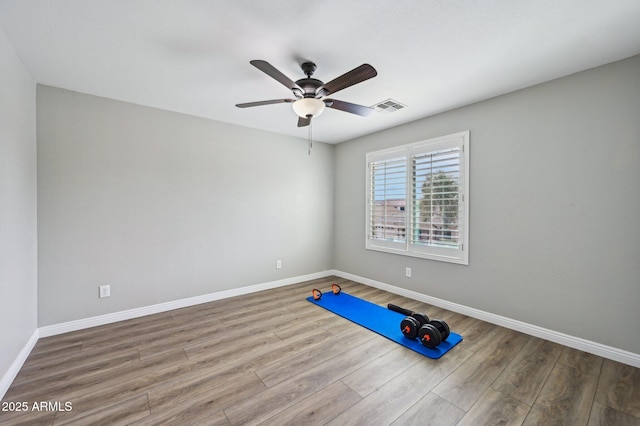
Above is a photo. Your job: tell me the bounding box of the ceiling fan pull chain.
[308,114,313,155]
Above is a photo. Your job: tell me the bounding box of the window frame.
[365,131,469,265]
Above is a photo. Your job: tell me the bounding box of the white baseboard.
[39,270,333,338]
[0,329,39,401]
[333,270,640,368]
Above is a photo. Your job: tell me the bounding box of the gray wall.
[37,86,334,326]
[0,28,37,381]
[334,55,640,354]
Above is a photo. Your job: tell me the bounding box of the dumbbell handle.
[387,304,414,316]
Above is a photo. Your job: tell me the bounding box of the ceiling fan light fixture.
[292,98,325,118]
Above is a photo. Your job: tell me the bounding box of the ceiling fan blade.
[250,60,302,92]
[316,64,377,97]
[297,116,311,127]
[324,99,374,116]
[235,99,294,108]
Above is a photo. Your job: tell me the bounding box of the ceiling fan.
[236,60,377,127]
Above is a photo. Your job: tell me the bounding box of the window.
[366,131,469,264]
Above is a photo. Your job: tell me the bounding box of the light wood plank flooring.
[2,276,639,425]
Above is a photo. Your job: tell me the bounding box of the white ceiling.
[1,1,639,144]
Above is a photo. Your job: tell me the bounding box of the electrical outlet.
[276,260,282,269]
[99,285,110,298]
[405,267,412,278]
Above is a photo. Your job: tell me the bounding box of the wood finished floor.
[2,276,640,425]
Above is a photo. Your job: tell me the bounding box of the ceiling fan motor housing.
[294,62,324,98]
[295,78,323,98]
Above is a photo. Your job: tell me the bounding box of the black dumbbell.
[396,310,430,338]
[429,319,450,341]
[388,304,450,348]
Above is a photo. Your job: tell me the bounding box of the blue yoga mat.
[307,291,463,359]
